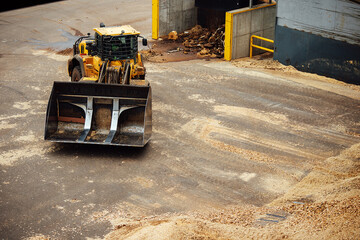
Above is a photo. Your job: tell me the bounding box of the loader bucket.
[44,81,151,147]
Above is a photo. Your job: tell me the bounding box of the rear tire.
[71,66,82,82]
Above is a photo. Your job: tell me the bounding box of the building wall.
[153,0,196,39]
[274,0,360,83]
[276,0,360,45]
[224,3,277,60]
[153,0,277,60]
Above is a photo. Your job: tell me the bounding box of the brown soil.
[141,40,198,63]
[141,38,223,63]
[70,27,84,36]
[56,48,73,56]
[44,47,73,56]
[104,143,360,239]
[142,25,225,63]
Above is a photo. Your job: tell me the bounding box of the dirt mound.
[142,25,225,63]
[180,24,225,58]
[232,52,297,72]
[56,48,73,56]
[43,47,73,56]
[105,143,360,239]
[140,42,198,63]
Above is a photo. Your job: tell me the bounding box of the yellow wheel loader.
[44,24,151,147]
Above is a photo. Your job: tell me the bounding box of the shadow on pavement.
[47,142,151,161]
[1,0,63,12]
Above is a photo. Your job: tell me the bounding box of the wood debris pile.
[177,25,225,58]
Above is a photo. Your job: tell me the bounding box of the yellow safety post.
[152,0,159,39]
[224,12,234,61]
[250,35,274,58]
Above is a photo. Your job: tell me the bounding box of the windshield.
[97,34,138,60]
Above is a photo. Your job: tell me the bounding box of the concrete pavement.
[0,1,359,239]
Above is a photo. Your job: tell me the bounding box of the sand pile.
[105,143,360,239]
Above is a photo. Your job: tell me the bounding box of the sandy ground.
[232,53,360,99]
[103,54,360,240]
[3,46,360,240]
[104,142,360,240]
[1,1,360,239]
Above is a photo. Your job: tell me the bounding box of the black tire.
[71,66,82,82]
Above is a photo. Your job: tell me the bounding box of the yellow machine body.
[79,53,146,83]
[68,25,147,85]
[45,25,151,147]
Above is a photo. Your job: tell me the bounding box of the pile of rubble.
[176,25,225,58]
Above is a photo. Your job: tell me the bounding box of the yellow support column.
[152,0,159,40]
[224,12,233,61]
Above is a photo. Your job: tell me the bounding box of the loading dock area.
[152,0,276,59]
[0,0,359,239]
[152,0,360,83]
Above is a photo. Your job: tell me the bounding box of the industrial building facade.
[152,0,360,83]
[274,0,360,83]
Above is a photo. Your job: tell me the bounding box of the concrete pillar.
[152,0,196,39]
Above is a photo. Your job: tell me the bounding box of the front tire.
[71,66,82,82]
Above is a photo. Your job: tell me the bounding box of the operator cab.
[86,25,147,61]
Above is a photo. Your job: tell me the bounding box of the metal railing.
[250,35,274,58]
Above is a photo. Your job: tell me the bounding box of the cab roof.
[93,25,140,36]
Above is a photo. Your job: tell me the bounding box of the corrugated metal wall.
[276,0,360,45]
[274,0,360,83]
